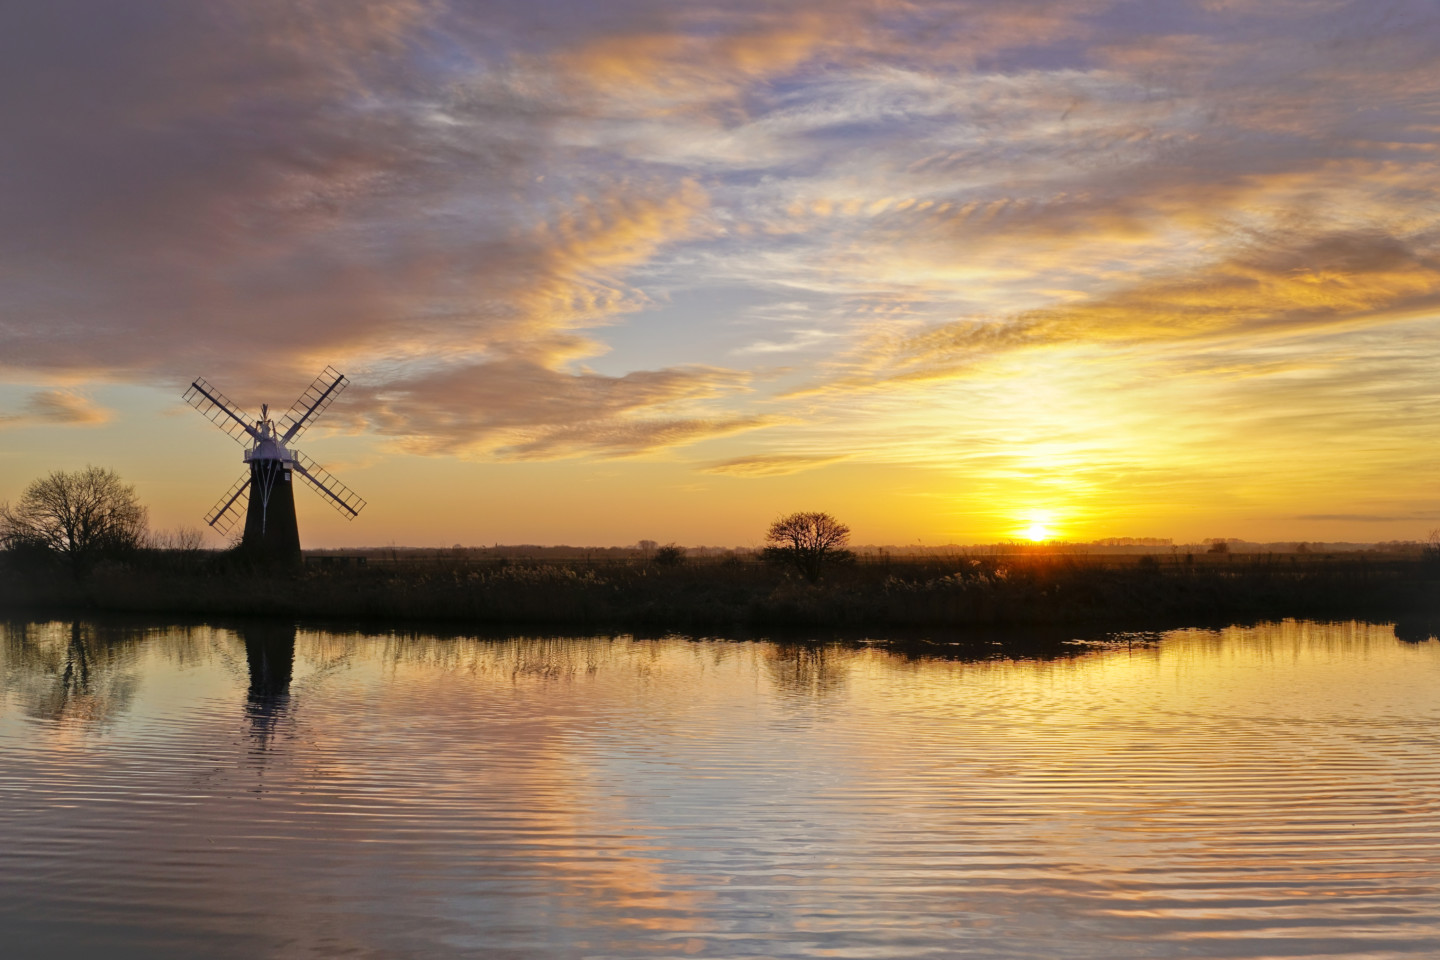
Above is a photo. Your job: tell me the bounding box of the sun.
[1023,521,1053,542]
[1016,510,1059,543]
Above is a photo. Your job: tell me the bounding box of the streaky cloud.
[0,390,112,429]
[702,454,849,477]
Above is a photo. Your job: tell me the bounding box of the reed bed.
[3,549,1436,632]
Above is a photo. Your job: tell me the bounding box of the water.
[1,620,1437,959]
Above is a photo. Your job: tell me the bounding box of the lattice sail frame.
[279,366,348,444]
[204,474,252,535]
[292,450,366,519]
[183,378,260,445]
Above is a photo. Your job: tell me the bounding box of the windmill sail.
[204,474,252,534]
[184,378,261,445]
[292,450,366,519]
[279,366,348,444]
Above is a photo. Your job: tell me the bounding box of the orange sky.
[2,1,1439,546]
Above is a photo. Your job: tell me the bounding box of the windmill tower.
[183,366,366,560]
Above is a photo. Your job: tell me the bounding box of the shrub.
[654,543,687,566]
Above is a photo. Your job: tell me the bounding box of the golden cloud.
[0,390,112,429]
[810,228,1440,391]
[351,358,763,459]
[701,453,848,477]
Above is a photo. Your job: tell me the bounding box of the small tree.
[763,511,853,581]
[0,467,148,576]
[653,543,686,566]
[1423,530,1440,565]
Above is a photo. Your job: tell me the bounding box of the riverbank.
[3,550,1437,634]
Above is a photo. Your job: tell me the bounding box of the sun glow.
[1018,511,1058,543]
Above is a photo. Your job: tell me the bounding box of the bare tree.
[0,467,148,575]
[763,511,853,581]
[1424,529,1440,565]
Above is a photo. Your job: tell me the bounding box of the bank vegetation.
[3,546,1438,634]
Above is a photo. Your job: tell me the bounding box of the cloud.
[0,0,487,379]
[500,414,774,459]
[811,227,1440,390]
[1298,511,1440,523]
[733,328,837,355]
[702,454,848,477]
[350,357,764,458]
[0,390,112,428]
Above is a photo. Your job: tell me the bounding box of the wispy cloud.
[0,390,112,428]
[733,328,837,355]
[702,453,848,477]
[813,227,1440,391]
[349,357,762,458]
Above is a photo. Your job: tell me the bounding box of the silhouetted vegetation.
[0,467,147,578]
[653,543,687,566]
[762,511,854,581]
[1423,530,1440,566]
[4,544,1438,633]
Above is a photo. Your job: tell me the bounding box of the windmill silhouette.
[184,367,366,559]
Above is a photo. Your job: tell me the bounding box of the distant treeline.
[4,546,1439,636]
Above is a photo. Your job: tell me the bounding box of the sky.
[2,0,1439,548]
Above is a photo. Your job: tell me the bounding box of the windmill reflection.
[240,622,296,750]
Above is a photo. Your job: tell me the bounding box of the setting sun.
[1018,512,1058,543]
[1023,523,1052,542]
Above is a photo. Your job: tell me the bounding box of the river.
[1,619,1437,958]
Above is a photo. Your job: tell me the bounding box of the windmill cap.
[246,434,294,464]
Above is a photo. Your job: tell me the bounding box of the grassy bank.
[3,549,1438,634]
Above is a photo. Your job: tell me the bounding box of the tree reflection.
[763,643,853,700]
[2,621,139,725]
[1393,619,1439,643]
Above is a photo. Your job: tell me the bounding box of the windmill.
[183,366,366,560]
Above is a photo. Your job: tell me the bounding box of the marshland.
[5,540,1438,639]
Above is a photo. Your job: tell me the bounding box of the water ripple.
[0,620,1436,958]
